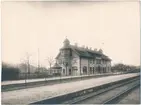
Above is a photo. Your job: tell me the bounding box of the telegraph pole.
[38,48,40,76]
[25,52,31,85]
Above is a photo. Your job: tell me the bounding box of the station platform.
[2,73,119,86]
[2,73,139,104]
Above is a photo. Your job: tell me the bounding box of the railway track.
[31,75,140,104]
[62,76,140,104]
[117,86,140,104]
[103,82,139,104]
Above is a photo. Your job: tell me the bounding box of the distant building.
[55,38,112,76]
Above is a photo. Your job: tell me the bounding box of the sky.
[1,1,140,68]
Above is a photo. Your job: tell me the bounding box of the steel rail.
[62,77,139,104]
[103,82,140,104]
[31,76,139,104]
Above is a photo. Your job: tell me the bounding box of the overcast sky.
[2,1,140,67]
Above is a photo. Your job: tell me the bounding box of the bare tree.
[25,53,31,75]
[20,52,31,84]
[45,57,54,75]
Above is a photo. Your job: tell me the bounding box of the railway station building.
[54,38,112,76]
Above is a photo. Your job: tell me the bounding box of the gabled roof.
[70,45,111,61]
[56,45,111,61]
[56,52,61,59]
[51,62,62,69]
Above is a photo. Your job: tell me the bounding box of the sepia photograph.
[1,1,140,104]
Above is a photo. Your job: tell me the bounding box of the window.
[63,69,65,73]
[83,66,87,74]
[72,66,78,70]
[70,50,72,56]
[58,59,62,64]
[93,59,95,64]
[61,50,64,55]
[61,50,70,56]
[72,59,77,65]
[102,60,105,64]
[89,59,93,64]
[102,60,104,64]
[96,59,101,64]
[90,67,92,74]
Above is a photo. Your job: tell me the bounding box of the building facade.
[55,38,112,76]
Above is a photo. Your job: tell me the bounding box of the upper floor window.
[93,59,95,64]
[90,59,93,64]
[72,59,77,65]
[61,49,72,56]
[96,59,101,64]
[58,59,62,64]
[103,60,106,64]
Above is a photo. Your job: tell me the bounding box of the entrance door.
[98,66,101,73]
[69,69,71,75]
[72,66,78,76]
[83,66,87,75]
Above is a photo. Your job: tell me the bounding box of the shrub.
[2,63,20,81]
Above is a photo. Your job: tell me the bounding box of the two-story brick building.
[55,38,111,76]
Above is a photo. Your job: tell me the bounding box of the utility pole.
[25,52,31,84]
[38,48,40,76]
[20,58,27,86]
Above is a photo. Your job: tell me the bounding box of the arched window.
[98,66,101,73]
[90,67,92,74]
[93,67,95,74]
[63,69,65,73]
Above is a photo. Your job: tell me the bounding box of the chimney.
[94,48,97,51]
[99,49,103,53]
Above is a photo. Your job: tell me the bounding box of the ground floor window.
[104,67,106,73]
[90,67,93,74]
[63,69,65,74]
[69,69,71,75]
[83,66,87,74]
[92,67,95,74]
[98,66,101,73]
